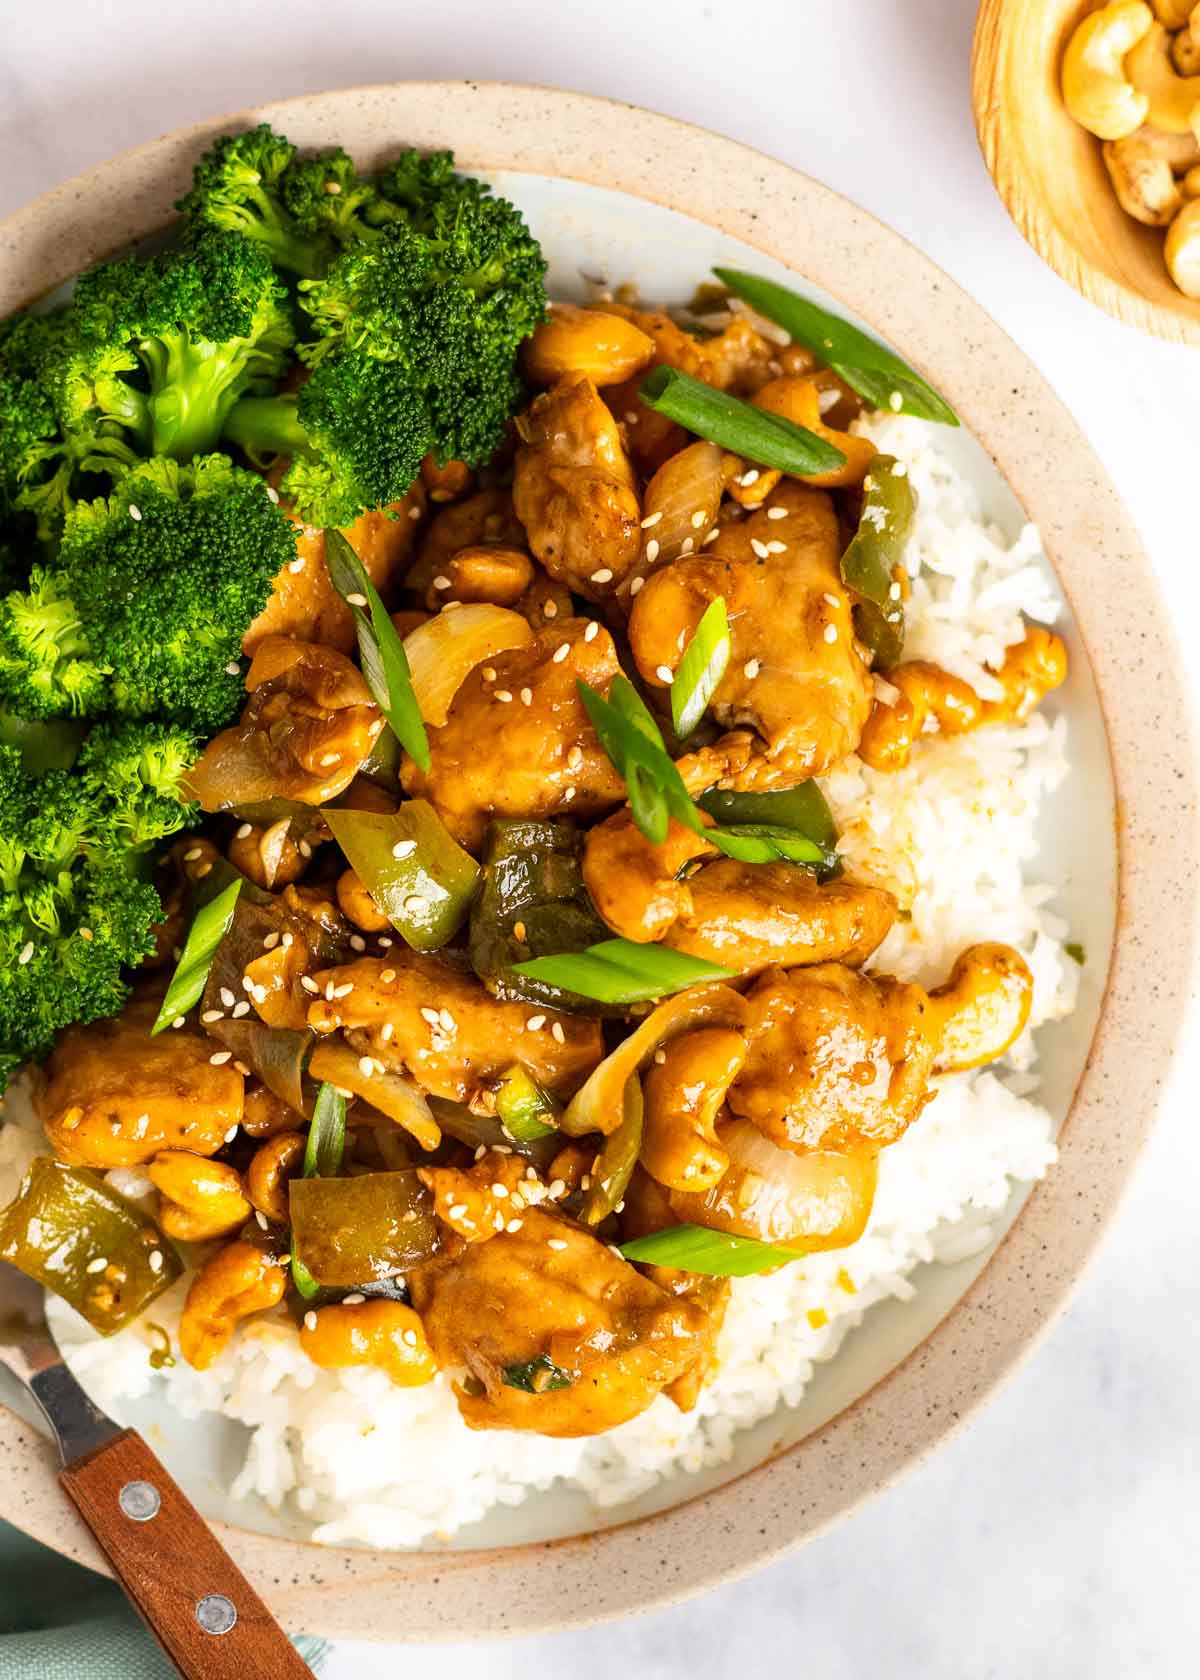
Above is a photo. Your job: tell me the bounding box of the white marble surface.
[5,2,1199,1673]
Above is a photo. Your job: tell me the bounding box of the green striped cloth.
[0,1520,328,1678]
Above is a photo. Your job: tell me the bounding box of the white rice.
[0,414,1077,1551]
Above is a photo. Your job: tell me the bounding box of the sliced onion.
[403,604,533,727]
[561,982,747,1137]
[623,441,724,597]
[308,1038,441,1152]
[669,1118,877,1249]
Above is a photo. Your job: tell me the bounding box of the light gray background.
[4,3,1198,1675]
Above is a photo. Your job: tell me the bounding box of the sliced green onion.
[671,597,730,739]
[620,1223,807,1277]
[293,1081,346,1299]
[514,938,732,1005]
[638,366,845,476]
[705,824,834,869]
[324,528,430,772]
[714,267,958,426]
[698,781,838,850]
[581,1075,643,1225]
[150,878,242,1035]
[501,1354,575,1393]
[494,1065,561,1143]
[578,676,699,846]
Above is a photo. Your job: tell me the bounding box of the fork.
[0,1268,315,1679]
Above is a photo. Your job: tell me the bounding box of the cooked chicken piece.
[186,638,382,810]
[400,617,626,850]
[631,484,874,787]
[423,545,534,611]
[584,807,895,973]
[243,489,424,657]
[859,625,1068,772]
[512,373,641,600]
[38,1000,243,1168]
[665,859,896,973]
[731,942,1033,1154]
[419,1148,555,1242]
[582,809,717,943]
[305,953,602,1106]
[409,1211,710,1435]
[603,307,775,474]
[513,567,574,631]
[407,487,526,598]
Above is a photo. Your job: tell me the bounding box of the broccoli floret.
[280,146,406,251]
[223,184,546,525]
[0,455,295,731]
[375,148,485,227]
[63,229,294,463]
[176,124,337,279]
[0,744,169,1087]
[77,719,199,849]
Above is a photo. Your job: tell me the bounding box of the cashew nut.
[245,1131,305,1226]
[423,544,535,610]
[300,1299,438,1386]
[1063,2,1154,140]
[521,303,657,388]
[1153,0,1194,27]
[148,1150,251,1243]
[335,866,391,933]
[1103,130,1189,221]
[1166,196,1200,290]
[242,1082,304,1138]
[1172,6,1200,73]
[929,944,1034,1074]
[641,1027,747,1192]
[178,1239,286,1370]
[1127,20,1200,130]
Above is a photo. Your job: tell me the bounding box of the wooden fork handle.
[59,1427,315,1679]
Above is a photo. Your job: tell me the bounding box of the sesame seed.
[381,1021,394,1041]
[304,1311,318,1332]
[439,1009,455,1032]
[824,624,838,644]
[640,511,663,529]
[79,927,93,942]
[346,592,368,607]
[17,942,33,966]
[318,751,340,767]
[526,1014,546,1031]
[584,621,599,642]
[741,468,760,486]
[301,976,319,994]
[744,658,761,680]
[86,1256,108,1274]
[128,503,142,521]
[220,987,236,1007]
[196,861,212,878]
[653,1049,667,1064]
[343,1292,366,1305]
[263,931,280,951]
[823,593,840,608]
[391,839,416,860]
[892,461,908,477]
[703,526,720,545]
[765,540,787,554]
[350,934,366,953]
[358,1056,375,1077]
[255,1211,269,1230]
[590,568,613,584]
[332,982,355,998]
[681,536,695,554]
[549,1179,566,1198]
[520,686,533,706]
[420,1007,440,1026]
[403,894,424,914]
[505,1218,524,1233]
[171,1017,186,1030]
[552,642,570,664]
[282,933,294,949]
[201,1009,223,1024]
[224,1124,239,1143]
[324,981,335,1000]
[751,538,770,559]
[448,1202,468,1219]
[298,840,312,859]
[491,1182,509,1198]
[645,539,660,563]
[401,1328,418,1347]
[377,936,393,949]
[562,785,577,802]
[235,822,253,840]
[889,391,904,411]
[690,509,707,529]
[232,1001,250,1019]
[288,557,306,574]
[266,486,280,504]
[408,504,421,519]
[184,846,204,862]
[482,666,497,682]
[629,575,645,595]
[225,661,242,676]
[547,1238,568,1251]
[655,665,674,684]
[432,575,452,590]
[381,968,397,983]
[551,1021,566,1044]
[148,1250,164,1273]
[494,689,513,703]
[767,506,789,520]
[890,582,902,600]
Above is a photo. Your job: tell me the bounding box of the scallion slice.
[150,878,242,1035]
[638,366,845,476]
[292,1081,347,1300]
[706,824,836,871]
[714,267,958,426]
[501,1354,575,1393]
[513,938,732,1004]
[578,676,697,846]
[671,597,731,739]
[620,1223,807,1277]
[324,528,431,772]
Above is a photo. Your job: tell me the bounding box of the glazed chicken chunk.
[512,372,642,599]
[306,952,602,1107]
[400,617,627,850]
[630,483,874,787]
[409,1211,711,1436]
[37,1000,244,1168]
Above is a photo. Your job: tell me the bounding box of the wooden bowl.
[0,84,1197,1641]
[973,0,1200,343]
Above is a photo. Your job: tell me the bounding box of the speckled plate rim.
[1,82,1196,1643]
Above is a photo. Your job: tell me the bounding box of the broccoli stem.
[140,333,259,462]
[223,393,311,461]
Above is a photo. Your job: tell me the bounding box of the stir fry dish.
[0,127,1068,1442]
